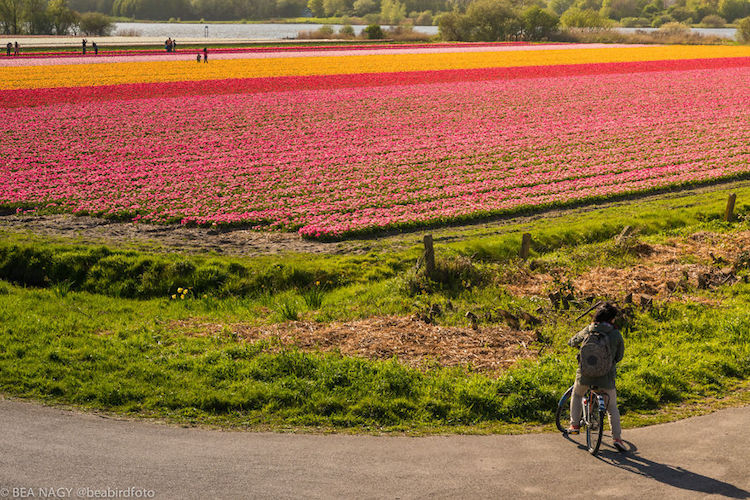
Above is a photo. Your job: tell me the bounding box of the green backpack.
[579,326,612,378]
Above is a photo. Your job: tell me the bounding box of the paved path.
[1,399,748,499]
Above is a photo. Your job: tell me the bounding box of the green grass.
[0,263,748,432]
[1,182,749,432]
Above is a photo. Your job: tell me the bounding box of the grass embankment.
[1,184,749,432]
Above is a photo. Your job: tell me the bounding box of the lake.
[113,22,440,40]
[112,22,736,41]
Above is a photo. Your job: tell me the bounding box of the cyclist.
[568,302,626,452]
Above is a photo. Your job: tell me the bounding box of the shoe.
[567,425,580,435]
[613,439,627,452]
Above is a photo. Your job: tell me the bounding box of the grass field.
[2,183,749,432]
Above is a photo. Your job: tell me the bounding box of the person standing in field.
[196,51,201,63]
[203,47,208,63]
[14,41,19,56]
[92,41,98,55]
[567,302,627,452]
[172,39,176,52]
[82,38,87,55]
[6,42,12,56]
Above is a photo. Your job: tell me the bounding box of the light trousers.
[569,381,622,440]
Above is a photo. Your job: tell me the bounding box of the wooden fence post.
[725,193,737,222]
[520,233,532,260]
[423,234,435,276]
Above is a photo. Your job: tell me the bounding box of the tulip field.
[2,43,750,239]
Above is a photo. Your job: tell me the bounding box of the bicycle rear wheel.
[586,404,605,455]
[555,386,574,433]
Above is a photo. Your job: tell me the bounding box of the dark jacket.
[568,322,624,389]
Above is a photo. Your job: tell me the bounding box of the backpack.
[578,327,612,378]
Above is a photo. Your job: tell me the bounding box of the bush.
[363,23,385,38]
[521,6,560,40]
[650,13,675,26]
[658,21,691,35]
[560,7,610,28]
[78,12,114,36]
[415,10,433,25]
[700,14,726,26]
[338,24,355,37]
[619,16,650,26]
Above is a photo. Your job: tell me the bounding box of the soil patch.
[171,316,538,373]
[503,231,750,305]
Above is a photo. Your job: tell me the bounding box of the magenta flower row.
[1,65,748,239]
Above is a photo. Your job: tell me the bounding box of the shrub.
[619,16,650,26]
[700,14,726,26]
[657,21,691,35]
[338,24,355,37]
[651,13,675,26]
[78,12,114,36]
[363,23,385,38]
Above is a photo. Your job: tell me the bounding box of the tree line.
[0,0,114,35]
[2,0,749,37]
[66,0,750,25]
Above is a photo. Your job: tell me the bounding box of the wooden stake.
[423,234,435,276]
[725,193,737,222]
[520,233,532,260]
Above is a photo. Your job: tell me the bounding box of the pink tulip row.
[1,64,748,239]
[3,57,747,109]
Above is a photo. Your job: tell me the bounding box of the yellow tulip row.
[3,44,750,91]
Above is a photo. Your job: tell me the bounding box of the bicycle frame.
[556,384,610,455]
[582,389,609,428]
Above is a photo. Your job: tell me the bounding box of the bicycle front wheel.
[586,406,605,455]
[555,386,574,433]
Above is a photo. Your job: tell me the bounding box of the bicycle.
[555,384,609,456]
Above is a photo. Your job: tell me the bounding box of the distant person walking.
[82,38,87,55]
[6,42,11,57]
[203,47,208,63]
[14,41,19,56]
[92,41,98,55]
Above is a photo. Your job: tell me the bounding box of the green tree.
[599,0,641,19]
[323,0,346,15]
[276,0,306,15]
[380,0,406,23]
[353,0,377,14]
[0,0,24,34]
[572,0,603,11]
[78,10,112,34]
[686,0,719,20]
[549,0,575,15]
[667,4,693,21]
[521,5,558,39]
[307,0,324,16]
[464,0,519,40]
[560,6,608,26]
[25,0,53,34]
[718,0,749,21]
[640,0,661,18]
[48,0,78,34]
[737,15,750,41]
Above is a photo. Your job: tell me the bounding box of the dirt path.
[1,398,748,499]
[3,180,749,257]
